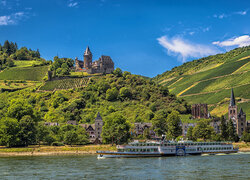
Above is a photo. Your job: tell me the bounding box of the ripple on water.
[0,153,249,179]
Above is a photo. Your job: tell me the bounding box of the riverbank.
[0,145,117,156]
[233,142,250,152]
[0,142,249,156]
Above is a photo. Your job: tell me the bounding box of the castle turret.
[84,46,92,69]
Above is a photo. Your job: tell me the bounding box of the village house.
[133,122,157,138]
[181,123,196,137]
[44,122,59,126]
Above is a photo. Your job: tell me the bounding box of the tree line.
[0,40,45,70]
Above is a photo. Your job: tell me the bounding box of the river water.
[0,153,249,179]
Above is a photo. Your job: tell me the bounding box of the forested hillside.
[154,46,250,117]
[0,71,190,146]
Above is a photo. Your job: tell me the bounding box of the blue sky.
[0,0,250,77]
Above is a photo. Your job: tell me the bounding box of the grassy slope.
[13,60,42,68]
[0,65,49,81]
[154,46,250,118]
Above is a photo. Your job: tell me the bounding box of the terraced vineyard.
[0,65,49,81]
[39,78,90,91]
[154,46,250,117]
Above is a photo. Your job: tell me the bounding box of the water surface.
[0,153,249,179]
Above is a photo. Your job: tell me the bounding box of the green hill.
[154,46,250,118]
[0,73,189,125]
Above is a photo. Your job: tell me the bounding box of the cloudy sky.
[0,0,250,77]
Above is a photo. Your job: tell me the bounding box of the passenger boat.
[96,140,238,158]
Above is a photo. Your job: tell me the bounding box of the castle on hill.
[75,46,114,74]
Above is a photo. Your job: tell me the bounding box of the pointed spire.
[239,108,244,116]
[230,88,236,106]
[84,46,92,55]
[95,112,102,121]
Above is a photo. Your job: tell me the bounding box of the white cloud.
[214,14,227,19]
[0,15,13,25]
[157,36,219,62]
[68,0,78,7]
[236,11,247,15]
[0,12,25,26]
[189,32,195,35]
[213,35,250,47]
[203,27,210,32]
[213,10,247,19]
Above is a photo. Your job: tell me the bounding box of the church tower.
[84,46,92,69]
[95,112,103,140]
[228,88,237,125]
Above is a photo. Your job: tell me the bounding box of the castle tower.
[237,108,246,137]
[228,88,237,125]
[84,46,92,69]
[95,112,103,140]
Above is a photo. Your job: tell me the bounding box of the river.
[0,153,249,179]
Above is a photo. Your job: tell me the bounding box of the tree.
[76,128,89,145]
[119,87,132,100]
[166,110,182,139]
[102,113,130,144]
[192,119,215,141]
[152,110,167,136]
[220,115,227,140]
[240,132,250,142]
[35,49,40,58]
[106,87,118,101]
[227,119,238,142]
[9,42,17,54]
[3,40,11,55]
[16,47,29,60]
[143,128,151,139]
[113,68,123,77]
[36,123,51,146]
[50,57,74,76]
[187,126,196,141]
[7,99,34,120]
[18,115,37,146]
[123,71,131,78]
[0,117,20,147]
[64,130,78,146]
